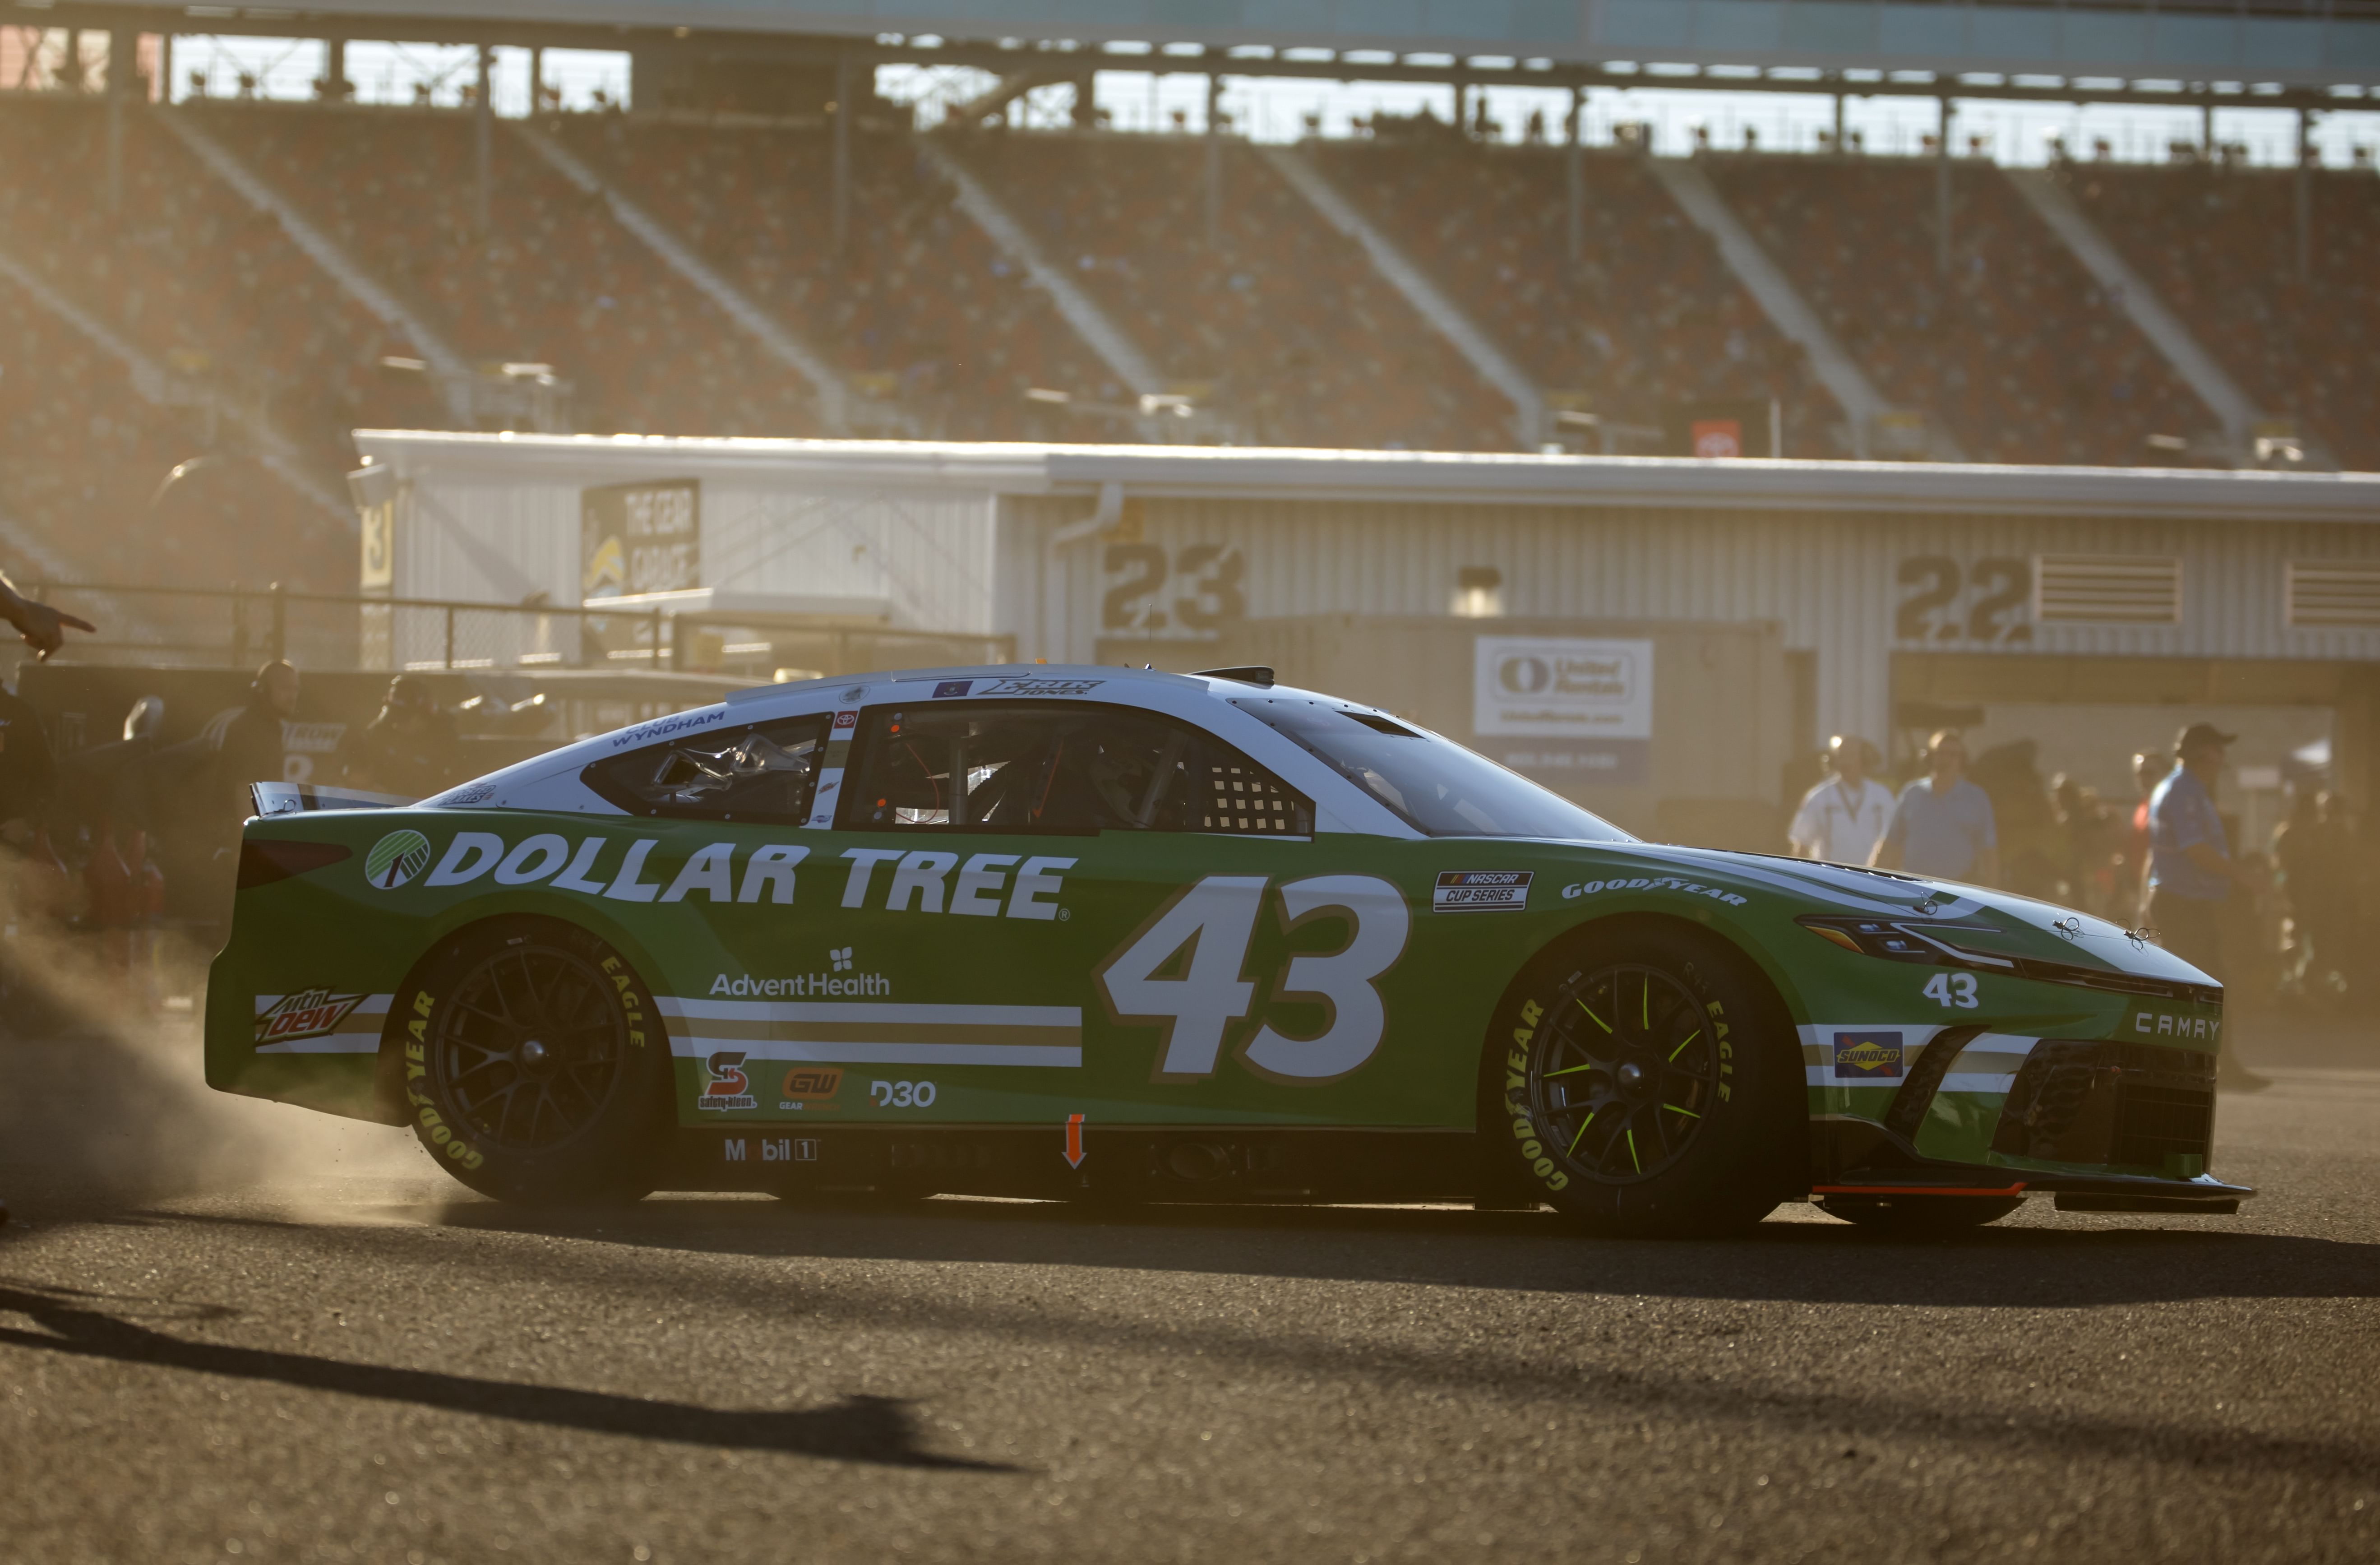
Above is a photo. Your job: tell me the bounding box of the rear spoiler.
[251,782,420,818]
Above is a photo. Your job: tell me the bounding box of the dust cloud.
[0,886,430,1217]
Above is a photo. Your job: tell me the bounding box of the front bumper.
[1817,1165,2251,1214]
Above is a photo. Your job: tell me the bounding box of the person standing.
[2148,722,2266,1091]
[1872,729,1999,885]
[0,673,55,843]
[2126,750,2168,926]
[219,660,300,818]
[0,569,95,1234]
[341,675,461,799]
[1788,734,1896,866]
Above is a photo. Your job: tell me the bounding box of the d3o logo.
[364,830,432,889]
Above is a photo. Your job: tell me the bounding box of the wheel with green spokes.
[1531,964,1719,1183]
[1493,921,1802,1237]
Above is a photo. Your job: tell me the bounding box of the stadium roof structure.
[22,0,2380,103]
[352,432,2380,525]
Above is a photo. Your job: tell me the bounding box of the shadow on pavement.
[106,1190,2380,1311]
[0,1281,1015,1472]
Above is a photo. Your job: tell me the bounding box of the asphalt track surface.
[2,1014,2376,1565]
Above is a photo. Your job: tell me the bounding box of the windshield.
[1236,700,1634,842]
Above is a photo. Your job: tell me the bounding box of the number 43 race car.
[209,665,2250,1236]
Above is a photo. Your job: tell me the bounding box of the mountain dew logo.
[365,830,432,889]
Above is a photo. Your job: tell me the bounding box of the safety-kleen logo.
[701,1051,758,1111]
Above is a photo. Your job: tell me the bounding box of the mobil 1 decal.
[1098,874,1410,1084]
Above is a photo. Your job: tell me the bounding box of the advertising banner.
[581,479,700,603]
[1472,636,1653,788]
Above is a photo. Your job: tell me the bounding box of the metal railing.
[18,581,1013,677]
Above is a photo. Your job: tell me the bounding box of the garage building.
[351,432,2380,847]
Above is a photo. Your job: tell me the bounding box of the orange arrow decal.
[1064,1112,1086,1168]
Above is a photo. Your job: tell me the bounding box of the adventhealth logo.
[709,968,890,998]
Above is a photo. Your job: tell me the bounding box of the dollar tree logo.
[365,830,432,889]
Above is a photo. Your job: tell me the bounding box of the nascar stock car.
[209,664,2249,1236]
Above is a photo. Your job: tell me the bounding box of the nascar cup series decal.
[364,830,432,889]
[1433,870,1532,912]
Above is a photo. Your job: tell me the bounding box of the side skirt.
[657,1125,1491,1204]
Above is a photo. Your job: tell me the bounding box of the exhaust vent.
[2032,554,2181,625]
[2285,561,2380,629]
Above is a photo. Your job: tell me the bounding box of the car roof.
[726,663,1267,704]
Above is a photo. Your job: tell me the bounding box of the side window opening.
[848,702,1312,836]
[581,713,828,822]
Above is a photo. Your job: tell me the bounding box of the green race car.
[209,664,2249,1235]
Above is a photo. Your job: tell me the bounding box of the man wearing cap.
[2149,721,2266,1090]
[1789,735,1896,866]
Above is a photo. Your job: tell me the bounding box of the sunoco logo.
[1833,1032,1905,1080]
[365,830,432,889]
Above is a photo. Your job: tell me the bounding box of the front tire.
[393,916,671,1206]
[1490,920,1802,1237]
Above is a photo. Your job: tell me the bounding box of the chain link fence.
[12,582,1010,680]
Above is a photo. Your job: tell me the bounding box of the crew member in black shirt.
[0,568,95,1232]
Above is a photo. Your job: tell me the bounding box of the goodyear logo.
[364,830,432,889]
[1833,1031,1905,1080]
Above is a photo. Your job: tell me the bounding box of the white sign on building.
[1473,637,1654,787]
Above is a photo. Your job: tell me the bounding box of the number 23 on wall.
[1103,542,1247,632]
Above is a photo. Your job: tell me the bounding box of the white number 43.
[1923,972,1980,1009]
[1098,873,1410,1083]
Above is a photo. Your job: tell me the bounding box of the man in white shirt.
[1789,735,1896,866]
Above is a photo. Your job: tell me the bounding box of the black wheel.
[393,916,671,1206]
[1489,920,1802,1237]
[1818,1195,2025,1234]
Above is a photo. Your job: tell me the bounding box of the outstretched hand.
[2,593,96,660]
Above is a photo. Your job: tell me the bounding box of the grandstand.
[1310,136,1839,455]
[953,131,1513,450]
[548,115,1114,440]
[2070,164,2380,472]
[1706,153,2213,466]
[1,2,2376,600]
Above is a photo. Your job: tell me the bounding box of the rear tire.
[1488,919,1802,1238]
[393,916,671,1206]
[1818,1195,2024,1234]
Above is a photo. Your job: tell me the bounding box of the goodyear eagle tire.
[392,915,671,1206]
[1489,920,1802,1238]
[1817,1194,2025,1234]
